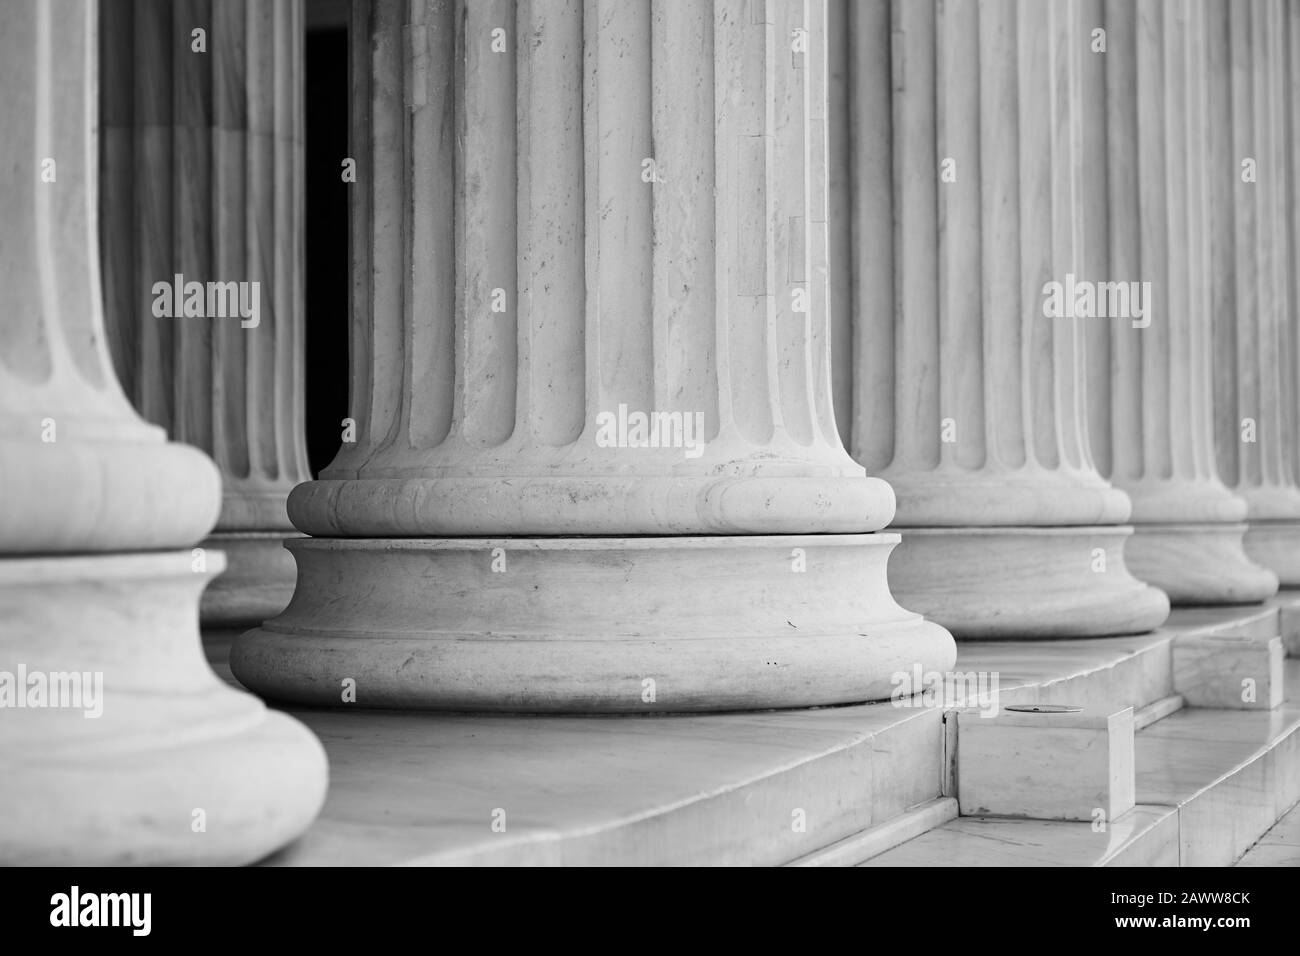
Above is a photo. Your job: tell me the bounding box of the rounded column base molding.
[288,475,898,537]
[218,491,304,533]
[1125,523,1279,605]
[0,551,327,865]
[199,532,303,628]
[0,438,220,553]
[1244,520,1300,587]
[887,526,1171,639]
[231,534,956,713]
[883,470,1134,528]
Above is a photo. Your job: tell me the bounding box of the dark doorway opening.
[304,25,351,478]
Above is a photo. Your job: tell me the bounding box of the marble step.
[269,704,946,866]
[203,597,1299,866]
[856,662,1300,866]
[857,805,1180,866]
[1278,587,1300,657]
[213,629,957,865]
[955,603,1284,718]
[1235,798,1300,866]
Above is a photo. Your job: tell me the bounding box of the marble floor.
[206,629,945,866]
[867,664,1300,866]
[206,602,1300,866]
[1236,800,1300,867]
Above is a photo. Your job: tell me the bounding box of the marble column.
[0,0,325,863]
[232,0,955,712]
[1209,0,1300,585]
[99,0,310,626]
[830,0,1169,637]
[1082,0,1277,604]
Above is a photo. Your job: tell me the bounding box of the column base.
[887,526,1170,639]
[1244,520,1300,587]
[1125,523,1279,605]
[200,532,302,628]
[0,551,327,865]
[231,534,956,712]
[288,473,896,536]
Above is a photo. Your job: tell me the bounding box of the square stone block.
[1276,591,1300,658]
[1173,634,1284,710]
[956,705,1135,823]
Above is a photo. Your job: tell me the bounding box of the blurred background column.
[0,0,324,864]
[99,0,310,626]
[1208,0,1300,588]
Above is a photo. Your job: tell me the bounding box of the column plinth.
[240,534,951,712]
[0,0,324,863]
[887,526,1167,639]
[99,0,310,626]
[1,552,323,864]
[831,0,1168,637]
[233,0,954,712]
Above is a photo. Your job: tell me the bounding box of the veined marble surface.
[861,805,1180,867]
[1236,800,1300,867]
[206,607,1299,866]
[209,629,945,866]
[869,665,1300,866]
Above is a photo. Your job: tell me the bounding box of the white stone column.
[99,0,310,626]
[0,0,325,863]
[232,0,955,712]
[1082,0,1277,604]
[1209,0,1300,585]
[830,0,1169,637]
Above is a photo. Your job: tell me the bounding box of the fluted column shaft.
[234,0,955,712]
[1209,0,1300,584]
[0,0,323,863]
[831,0,1169,637]
[289,0,891,537]
[1083,0,1276,603]
[99,0,310,624]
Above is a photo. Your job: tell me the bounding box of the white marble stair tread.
[252,702,945,866]
[208,629,950,865]
[954,607,1279,717]
[862,662,1300,866]
[1235,799,1300,866]
[859,805,1179,866]
[1133,662,1300,865]
[954,630,1173,714]
[1166,605,1281,638]
[202,612,1296,866]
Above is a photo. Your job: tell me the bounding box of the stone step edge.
[785,797,958,867]
[1125,698,1300,866]
[954,605,1279,720]
[1160,709,1300,866]
[405,706,946,866]
[786,694,1183,868]
[837,691,1300,866]
[1135,694,1184,730]
[388,672,1250,865]
[210,601,1283,867]
[1234,796,1300,866]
